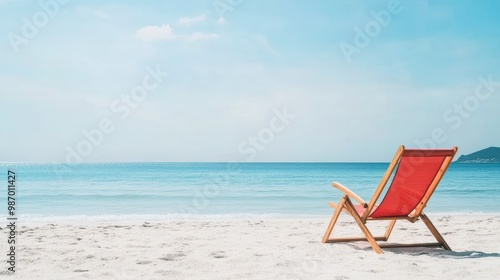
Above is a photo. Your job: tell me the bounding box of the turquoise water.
[1,163,499,218]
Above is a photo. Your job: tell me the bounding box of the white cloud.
[185,32,220,42]
[178,14,205,25]
[217,18,225,25]
[136,24,175,42]
[136,24,219,42]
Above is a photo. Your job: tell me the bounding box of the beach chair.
[322,145,457,254]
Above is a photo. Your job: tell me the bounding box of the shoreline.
[4,212,500,225]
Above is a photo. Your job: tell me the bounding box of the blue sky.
[1,0,499,162]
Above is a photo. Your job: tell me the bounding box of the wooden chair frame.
[322,145,458,254]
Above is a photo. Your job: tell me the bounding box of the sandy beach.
[2,214,499,279]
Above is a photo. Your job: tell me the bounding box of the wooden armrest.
[332,182,367,208]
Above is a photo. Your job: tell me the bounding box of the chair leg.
[383,220,397,241]
[420,213,451,251]
[344,198,382,254]
[322,196,347,243]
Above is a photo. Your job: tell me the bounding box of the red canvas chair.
[322,145,458,254]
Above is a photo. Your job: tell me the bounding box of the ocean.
[1,162,499,221]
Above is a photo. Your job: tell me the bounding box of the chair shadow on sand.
[358,245,500,258]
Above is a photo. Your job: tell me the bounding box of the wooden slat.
[328,202,350,214]
[362,145,405,221]
[384,220,397,240]
[325,236,387,243]
[413,146,457,217]
[331,182,367,208]
[367,216,413,221]
[420,213,452,251]
[344,198,382,254]
[403,148,457,157]
[322,196,347,243]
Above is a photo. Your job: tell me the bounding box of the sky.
[1,0,499,162]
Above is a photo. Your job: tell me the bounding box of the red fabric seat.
[352,204,377,216]
[369,153,446,218]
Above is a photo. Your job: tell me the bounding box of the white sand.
[3,214,500,279]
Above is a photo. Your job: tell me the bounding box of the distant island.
[456,147,500,163]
